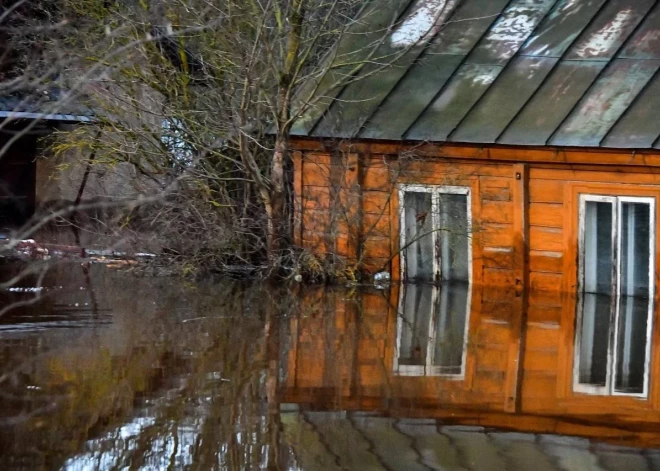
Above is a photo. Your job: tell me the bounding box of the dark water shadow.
[0,269,659,469]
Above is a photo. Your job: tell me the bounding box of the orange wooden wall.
[285,286,514,411]
[283,285,660,446]
[524,168,660,422]
[294,149,522,287]
[290,140,660,443]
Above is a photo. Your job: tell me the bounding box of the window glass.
[396,282,470,376]
[401,187,471,283]
[398,284,433,369]
[397,185,472,377]
[620,202,651,297]
[438,194,470,282]
[575,195,654,397]
[433,281,469,375]
[583,201,613,295]
[403,192,434,282]
[577,293,611,388]
[614,295,650,394]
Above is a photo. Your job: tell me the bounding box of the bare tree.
[0,0,455,276]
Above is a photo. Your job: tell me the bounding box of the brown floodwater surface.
[1,264,660,470]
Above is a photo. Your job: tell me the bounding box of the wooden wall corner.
[504,163,529,413]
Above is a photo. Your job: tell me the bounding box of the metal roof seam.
[307,0,419,138]
[351,0,469,139]
[600,1,660,147]
[297,0,660,149]
[543,0,636,146]
[346,414,393,470]
[399,0,515,141]
[604,70,660,149]
[446,0,562,143]
[649,96,660,148]
[362,0,514,140]
[408,0,602,144]
[498,0,644,147]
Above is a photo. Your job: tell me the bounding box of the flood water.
[2,264,660,470]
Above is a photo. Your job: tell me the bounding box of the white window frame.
[397,184,473,283]
[394,184,473,378]
[393,283,471,378]
[573,194,655,398]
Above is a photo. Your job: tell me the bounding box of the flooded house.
[289,0,660,444]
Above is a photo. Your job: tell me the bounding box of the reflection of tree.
[0,269,291,469]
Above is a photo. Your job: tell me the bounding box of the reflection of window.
[574,195,655,397]
[394,282,470,377]
[399,185,471,283]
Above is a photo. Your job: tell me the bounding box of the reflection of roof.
[283,411,660,470]
[0,92,91,122]
[294,0,660,149]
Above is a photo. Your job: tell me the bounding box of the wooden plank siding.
[285,286,513,411]
[294,144,660,292]
[291,140,660,440]
[296,150,518,280]
[283,285,660,445]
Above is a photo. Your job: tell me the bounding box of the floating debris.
[6,287,46,293]
[15,240,50,260]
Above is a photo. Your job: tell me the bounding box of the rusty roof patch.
[294,0,660,149]
[551,58,660,146]
[602,75,660,148]
[565,0,654,60]
[618,4,660,59]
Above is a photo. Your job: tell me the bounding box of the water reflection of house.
[290,0,660,444]
[282,286,660,447]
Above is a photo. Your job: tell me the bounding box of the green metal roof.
[293,0,660,149]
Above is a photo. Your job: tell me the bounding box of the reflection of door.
[0,137,36,226]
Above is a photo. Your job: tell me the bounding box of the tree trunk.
[267,137,287,268]
[264,294,282,469]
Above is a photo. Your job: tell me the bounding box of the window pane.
[433,281,469,375]
[403,192,435,282]
[577,196,655,397]
[438,193,470,282]
[578,293,612,387]
[398,284,433,368]
[583,201,613,294]
[614,296,650,394]
[620,202,651,297]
